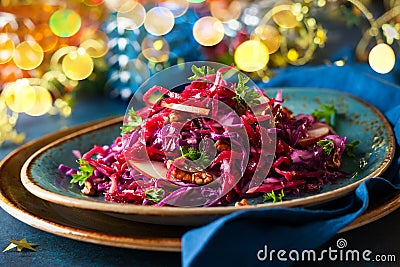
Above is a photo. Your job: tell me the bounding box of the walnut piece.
[170,168,213,185]
[215,139,231,153]
[191,171,213,185]
[81,180,97,196]
[235,198,251,207]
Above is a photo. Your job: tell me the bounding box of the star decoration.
[3,238,39,252]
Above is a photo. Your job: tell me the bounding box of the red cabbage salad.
[59,65,359,207]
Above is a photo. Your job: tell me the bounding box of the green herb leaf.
[120,108,142,135]
[71,159,93,186]
[263,189,285,203]
[233,74,261,107]
[145,188,165,203]
[188,65,216,81]
[178,146,211,169]
[344,140,360,157]
[317,139,335,156]
[312,103,336,127]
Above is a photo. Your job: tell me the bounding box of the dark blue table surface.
[0,94,399,267]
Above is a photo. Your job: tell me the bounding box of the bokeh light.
[49,9,82,37]
[13,41,44,70]
[142,36,170,62]
[210,0,242,22]
[83,0,104,7]
[252,25,281,54]
[368,43,395,74]
[287,48,299,61]
[62,48,94,80]
[187,0,205,3]
[80,38,108,58]
[144,7,175,36]
[25,85,53,116]
[234,40,269,72]
[0,34,15,64]
[3,80,36,113]
[116,2,146,30]
[158,0,189,18]
[104,0,134,11]
[272,4,299,29]
[193,16,225,46]
[31,24,58,52]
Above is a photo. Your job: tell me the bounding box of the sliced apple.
[161,102,210,115]
[297,124,330,147]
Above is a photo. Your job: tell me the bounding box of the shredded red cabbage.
[59,66,350,206]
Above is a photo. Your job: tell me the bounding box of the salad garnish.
[263,189,285,203]
[312,103,336,127]
[120,108,142,135]
[70,159,93,186]
[145,188,165,204]
[317,139,335,156]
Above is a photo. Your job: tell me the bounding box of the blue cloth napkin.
[181,64,400,267]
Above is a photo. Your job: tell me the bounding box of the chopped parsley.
[312,103,336,127]
[344,140,360,157]
[233,74,261,107]
[145,188,165,203]
[263,189,285,203]
[120,108,142,135]
[317,139,335,156]
[188,65,216,81]
[71,159,93,186]
[177,146,211,169]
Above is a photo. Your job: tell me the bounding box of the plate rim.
[0,113,398,251]
[20,88,396,216]
[0,117,182,252]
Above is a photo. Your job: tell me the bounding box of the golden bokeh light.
[252,25,281,54]
[144,7,175,36]
[142,36,170,62]
[31,23,58,52]
[13,41,44,70]
[80,38,109,58]
[287,48,299,61]
[25,85,53,116]
[368,43,395,74]
[158,0,189,18]
[0,34,15,64]
[104,0,137,12]
[193,16,225,46]
[272,3,299,29]
[3,80,36,113]
[234,40,269,72]
[62,48,94,80]
[210,0,242,22]
[117,2,146,30]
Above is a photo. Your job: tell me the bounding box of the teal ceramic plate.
[1,118,399,251]
[20,88,395,225]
